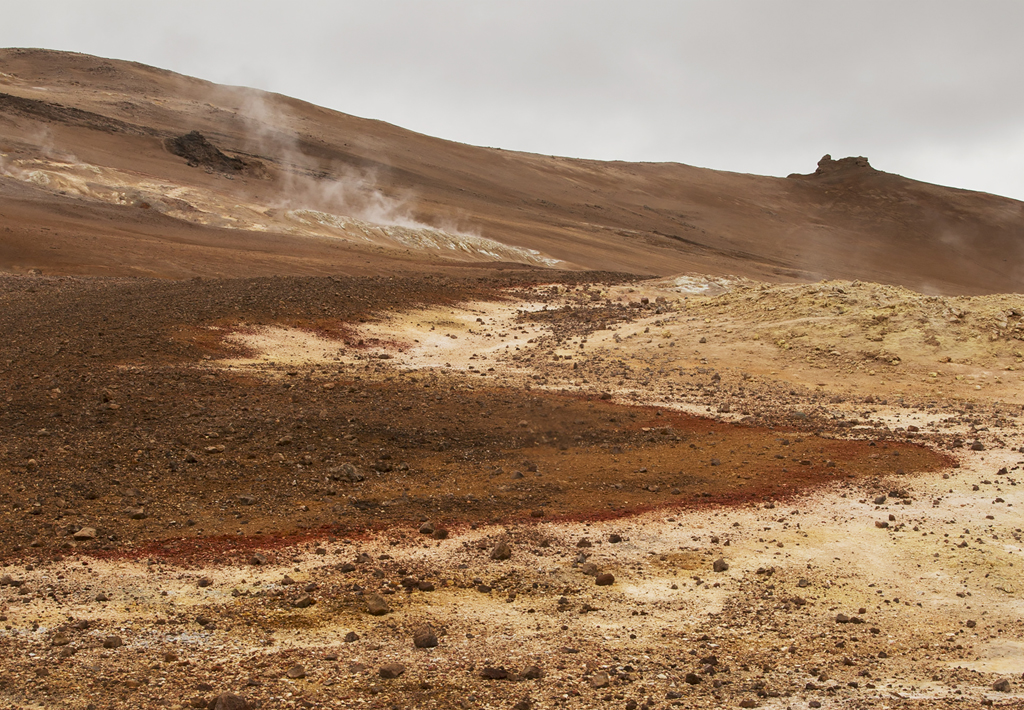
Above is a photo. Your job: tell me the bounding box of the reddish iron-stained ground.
[45,390,949,566]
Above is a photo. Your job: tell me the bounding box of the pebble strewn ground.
[1,273,1022,709]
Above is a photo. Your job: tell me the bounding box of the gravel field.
[1,273,1022,709]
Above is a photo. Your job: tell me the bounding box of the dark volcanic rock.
[209,693,250,710]
[364,593,390,616]
[481,667,510,680]
[413,624,439,648]
[379,663,405,679]
[165,131,266,177]
[490,539,512,561]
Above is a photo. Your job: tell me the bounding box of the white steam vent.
[287,209,562,266]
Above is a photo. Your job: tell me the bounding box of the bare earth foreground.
[1,272,1023,710]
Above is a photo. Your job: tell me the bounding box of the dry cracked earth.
[1,271,1024,710]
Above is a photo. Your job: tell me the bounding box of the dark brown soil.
[165,130,267,177]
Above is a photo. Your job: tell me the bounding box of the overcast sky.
[3,1,1024,200]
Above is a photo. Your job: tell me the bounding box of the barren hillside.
[1,48,1021,294]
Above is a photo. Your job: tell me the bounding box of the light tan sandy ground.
[222,296,552,375]
[222,277,1024,413]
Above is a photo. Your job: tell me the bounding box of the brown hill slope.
[1,48,1021,293]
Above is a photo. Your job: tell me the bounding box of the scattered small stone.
[490,539,512,561]
[413,624,439,648]
[211,693,250,710]
[521,665,543,679]
[379,663,405,679]
[249,553,267,566]
[684,672,702,684]
[103,635,123,649]
[292,595,314,608]
[595,573,615,586]
[589,672,610,688]
[608,533,622,543]
[365,593,390,616]
[285,664,306,679]
[993,679,1011,692]
[344,631,360,643]
[713,558,729,572]
[197,577,212,588]
[72,527,97,541]
[480,667,510,680]
[418,522,435,535]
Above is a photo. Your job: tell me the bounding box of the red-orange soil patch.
[4,377,949,564]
